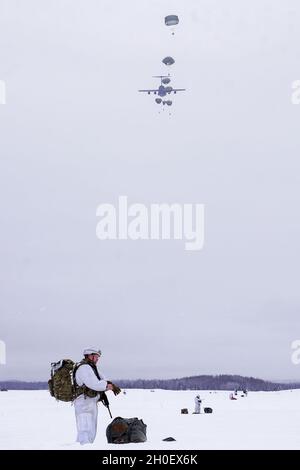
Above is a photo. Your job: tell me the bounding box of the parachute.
[162,56,175,66]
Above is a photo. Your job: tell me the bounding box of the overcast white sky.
[1,0,300,381]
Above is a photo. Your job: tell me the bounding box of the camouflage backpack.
[48,359,76,402]
[48,358,103,402]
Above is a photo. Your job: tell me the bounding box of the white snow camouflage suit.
[194,396,202,414]
[74,363,107,444]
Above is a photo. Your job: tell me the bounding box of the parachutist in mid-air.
[165,15,179,35]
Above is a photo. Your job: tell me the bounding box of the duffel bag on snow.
[106,417,147,444]
[204,407,213,413]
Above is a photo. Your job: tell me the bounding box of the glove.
[107,381,121,396]
[112,384,121,395]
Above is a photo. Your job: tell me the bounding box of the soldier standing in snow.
[73,348,119,445]
[194,395,202,414]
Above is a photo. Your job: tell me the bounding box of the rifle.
[99,391,112,418]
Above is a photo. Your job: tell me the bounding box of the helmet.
[83,348,101,357]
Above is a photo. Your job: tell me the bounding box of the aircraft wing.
[138,89,159,93]
[172,88,186,92]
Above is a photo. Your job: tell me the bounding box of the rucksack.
[48,359,76,402]
[48,358,105,402]
[106,417,147,444]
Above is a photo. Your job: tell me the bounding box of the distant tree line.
[1,375,300,391]
[0,381,48,390]
[115,375,300,392]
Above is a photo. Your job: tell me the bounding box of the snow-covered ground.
[0,389,299,450]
